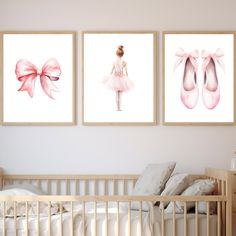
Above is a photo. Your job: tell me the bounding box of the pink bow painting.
[15,58,61,99]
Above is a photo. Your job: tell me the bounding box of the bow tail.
[40,76,59,99]
[17,74,37,97]
[174,57,184,71]
[214,57,225,72]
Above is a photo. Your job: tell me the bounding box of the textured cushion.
[165,179,216,214]
[160,173,189,207]
[131,162,176,211]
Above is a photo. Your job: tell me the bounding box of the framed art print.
[82,32,157,125]
[0,32,76,125]
[163,32,235,125]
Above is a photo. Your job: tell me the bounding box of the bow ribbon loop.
[201,48,225,72]
[174,48,199,72]
[15,58,61,99]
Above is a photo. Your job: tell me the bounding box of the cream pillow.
[131,162,176,211]
[160,173,189,207]
[165,179,216,214]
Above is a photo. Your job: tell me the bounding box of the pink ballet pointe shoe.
[175,48,199,109]
[201,49,224,109]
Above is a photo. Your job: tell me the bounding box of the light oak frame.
[162,31,236,126]
[82,31,157,126]
[0,31,77,126]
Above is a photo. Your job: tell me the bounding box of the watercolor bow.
[174,48,199,72]
[15,58,61,99]
[201,48,225,72]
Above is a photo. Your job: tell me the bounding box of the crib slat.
[66,179,70,195]
[47,180,51,194]
[105,201,108,236]
[139,201,143,236]
[128,201,131,236]
[37,201,40,236]
[84,180,87,195]
[161,202,164,236]
[184,202,187,236]
[2,202,5,236]
[37,180,41,190]
[57,180,61,195]
[112,180,115,195]
[132,179,136,189]
[26,202,28,236]
[94,201,97,236]
[60,201,63,236]
[221,181,226,236]
[116,201,120,236]
[14,201,17,236]
[123,180,126,195]
[71,201,74,236]
[82,201,85,236]
[217,180,221,194]
[122,179,125,195]
[104,180,108,195]
[94,180,97,195]
[172,201,176,236]
[217,201,221,236]
[195,202,199,236]
[48,201,51,236]
[75,179,78,195]
[207,202,210,236]
[114,180,117,195]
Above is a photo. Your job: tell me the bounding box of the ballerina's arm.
[124,62,128,76]
[110,63,115,74]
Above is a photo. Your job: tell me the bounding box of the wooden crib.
[0,168,233,236]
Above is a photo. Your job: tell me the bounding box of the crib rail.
[0,195,228,236]
[1,175,139,195]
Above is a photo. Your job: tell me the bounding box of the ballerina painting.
[103,45,134,111]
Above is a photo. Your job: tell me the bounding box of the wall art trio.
[0,31,235,126]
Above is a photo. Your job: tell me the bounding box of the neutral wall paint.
[0,0,236,174]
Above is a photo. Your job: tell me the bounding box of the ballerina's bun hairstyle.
[116,45,124,57]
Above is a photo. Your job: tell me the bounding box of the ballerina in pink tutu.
[103,45,134,111]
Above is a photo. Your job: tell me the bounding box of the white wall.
[0,0,236,174]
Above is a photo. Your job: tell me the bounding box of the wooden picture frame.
[163,31,235,125]
[0,31,76,125]
[82,31,157,125]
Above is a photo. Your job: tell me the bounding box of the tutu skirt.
[103,75,134,92]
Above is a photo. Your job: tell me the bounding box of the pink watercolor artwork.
[174,48,224,110]
[15,58,61,99]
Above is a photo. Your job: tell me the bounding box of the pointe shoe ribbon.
[201,48,225,72]
[15,58,61,99]
[174,48,199,72]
